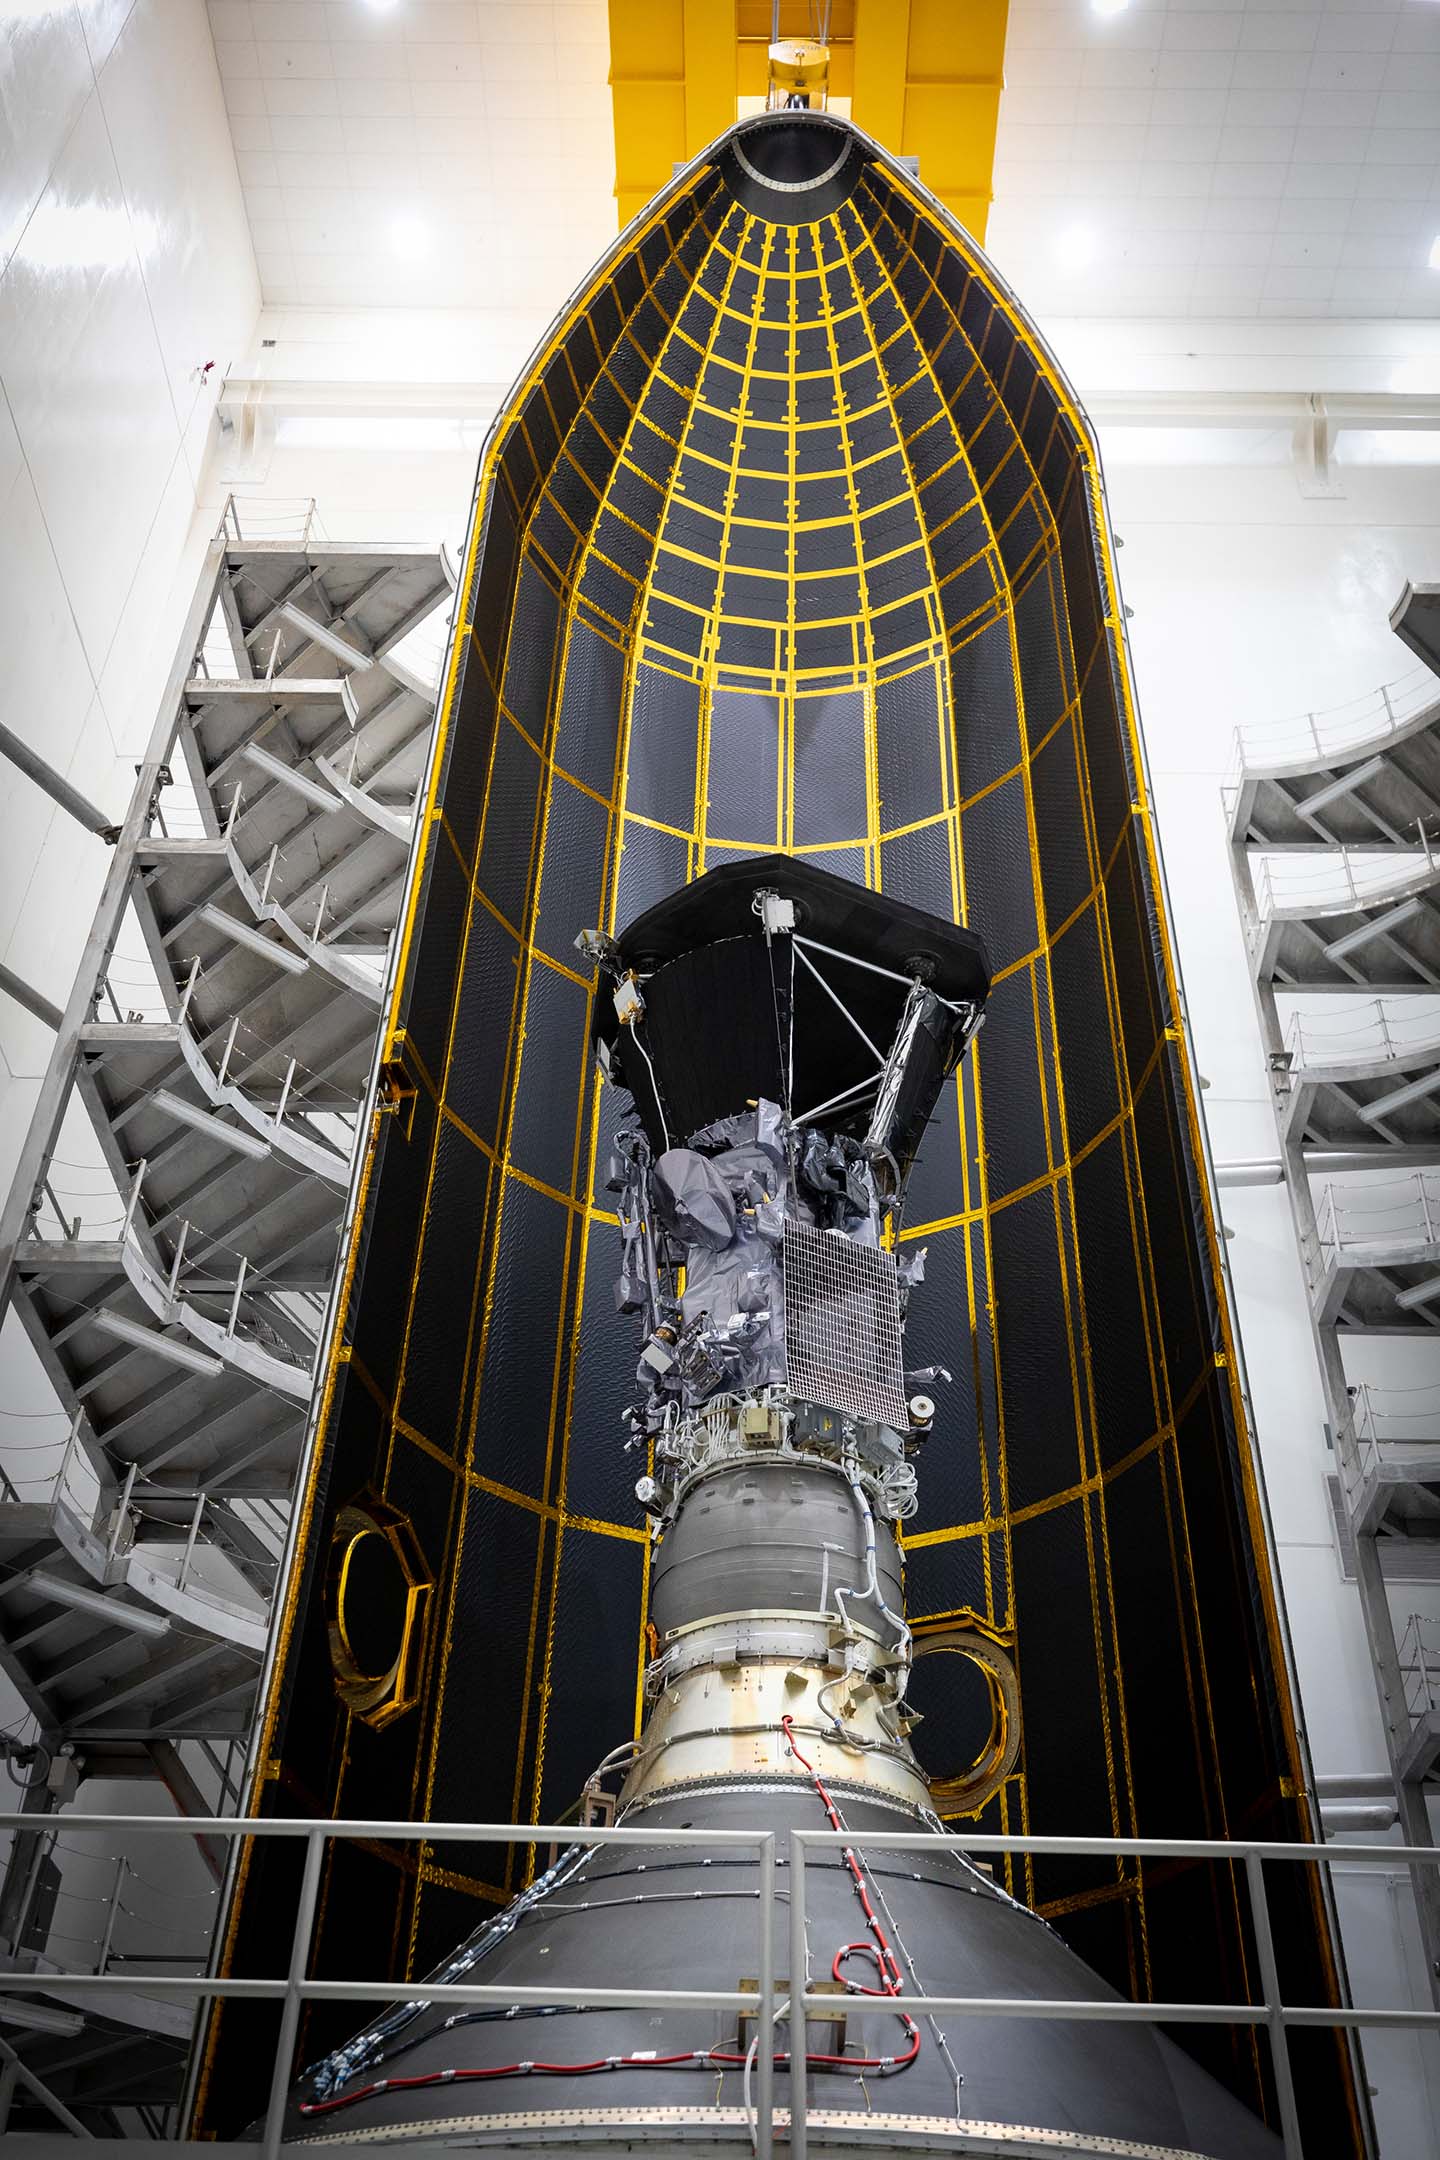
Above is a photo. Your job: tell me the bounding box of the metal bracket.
[1293,394,1344,501]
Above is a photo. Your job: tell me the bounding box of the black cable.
[2,1732,52,1790]
[329,2004,573,2089]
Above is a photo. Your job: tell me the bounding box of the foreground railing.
[0,1814,1436,2160]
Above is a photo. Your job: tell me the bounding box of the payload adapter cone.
[280,856,1279,2157]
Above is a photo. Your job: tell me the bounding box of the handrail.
[1247,836,1438,929]
[1,1814,1436,2160]
[1399,1611,1440,1724]
[1285,993,1440,1070]
[1312,1168,1440,1259]
[1228,663,1440,784]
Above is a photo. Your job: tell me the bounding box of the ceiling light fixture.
[387,214,433,262]
[1092,0,1130,16]
[1429,235,1440,270]
[1054,223,1099,273]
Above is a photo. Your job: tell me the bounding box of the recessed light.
[362,0,401,11]
[1429,234,1440,271]
[387,214,433,262]
[1054,223,1098,272]
[1092,0,1130,16]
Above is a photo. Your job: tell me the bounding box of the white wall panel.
[0,0,260,1094]
[0,3,93,272]
[0,90,182,670]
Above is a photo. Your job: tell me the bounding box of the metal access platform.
[0,1809,1435,2155]
[1226,580,1440,1996]
[0,506,451,2074]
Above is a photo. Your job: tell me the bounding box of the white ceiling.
[210,0,1440,323]
[987,0,1440,319]
[207,0,618,311]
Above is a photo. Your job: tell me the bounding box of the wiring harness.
[296,1728,922,2121]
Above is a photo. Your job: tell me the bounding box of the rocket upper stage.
[198,109,1363,2155]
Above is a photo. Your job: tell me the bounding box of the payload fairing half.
[198,109,1362,2157]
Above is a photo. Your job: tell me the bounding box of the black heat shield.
[597,853,991,1168]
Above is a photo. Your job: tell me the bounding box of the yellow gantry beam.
[608,0,738,231]
[606,1,1009,241]
[852,0,1008,241]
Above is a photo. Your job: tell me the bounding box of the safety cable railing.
[26,1848,214,1984]
[1284,994,1440,1071]
[88,950,371,1123]
[1310,1169,1440,1269]
[1243,834,1440,934]
[1349,1378,1440,1460]
[0,1408,283,1649]
[1398,1612,1440,1728]
[217,496,322,552]
[1225,664,1440,788]
[25,1148,326,1339]
[1333,1386,1440,1584]
[0,1814,1436,2160]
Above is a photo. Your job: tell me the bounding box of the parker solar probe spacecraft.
[199,105,1362,2158]
[275,859,1285,2156]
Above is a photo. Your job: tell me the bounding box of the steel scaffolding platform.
[1227,580,1440,1999]
[0,505,451,2119]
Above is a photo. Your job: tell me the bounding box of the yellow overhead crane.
[606,1,1008,240]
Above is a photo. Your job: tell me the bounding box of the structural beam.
[608,0,738,229]
[0,962,62,1033]
[0,719,116,842]
[606,4,1016,237]
[852,0,1009,241]
[146,1739,226,1883]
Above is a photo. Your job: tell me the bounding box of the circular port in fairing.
[326,1493,433,1730]
[719,114,864,224]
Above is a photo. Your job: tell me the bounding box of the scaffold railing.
[1349,1377,1440,1458]
[1399,1612,1440,1727]
[1311,1169,1440,1263]
[1283,994,1440,1070]
[1243,836,1439,931]
[1226,664,1440,787]
[217,495,323,551]
[0,1812,1436,2160]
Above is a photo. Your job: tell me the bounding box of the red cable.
[780,1713,921,2065]
[299,1719,920,2120]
